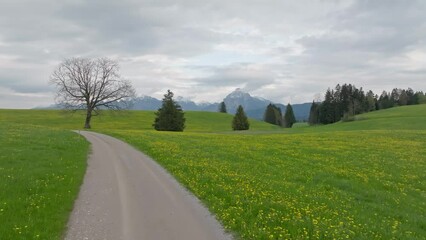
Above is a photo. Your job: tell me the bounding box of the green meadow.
[0,104,425,239]
[0,123,88,239]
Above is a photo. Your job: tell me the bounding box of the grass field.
[104,130,426,239]
[101,106,426,239]
[1,105,425,239]
[0,123,89,239]
[0,110,281,132]
[0,109,278,239]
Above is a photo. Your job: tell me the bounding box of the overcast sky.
[1,0,425,108]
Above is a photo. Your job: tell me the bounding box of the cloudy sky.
[1,0,425,108]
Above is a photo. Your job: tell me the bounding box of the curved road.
[66,131,232,240]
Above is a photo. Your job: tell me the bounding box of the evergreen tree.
[263,103,282,126]
[232,105,250,130]
[366,90,377,111]
[313,84,424,126]
[378,91,393,109]
[272,104,283,126]
[417,91,426,104]
[407,88,416,105]
[390,88,400,106]
[283,103,296,128]
[264,103,276,124]
[308,101,320,125]
[219,101,227,113]
[319,89,335,124]
[398,90,408,106]
[153,90,185,131]
[351,87,365,115]
[334,84,343,119]
[340,84,352,117]
[317,84,373,124]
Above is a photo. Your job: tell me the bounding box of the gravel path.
[65,131,232,240]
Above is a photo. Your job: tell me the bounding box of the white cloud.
[0,0,425,108]
[0,87,52,109]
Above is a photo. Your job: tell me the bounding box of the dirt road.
[65,131,232,240]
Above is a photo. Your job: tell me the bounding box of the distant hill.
[130,96,161,110]
[223,89,311,121]
[130,89,311,121]
[129,96,219,112]
[37,89,311,121]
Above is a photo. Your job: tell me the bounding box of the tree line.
[218,101,297,128]
[262,103,296,128]
[308,83,426,125]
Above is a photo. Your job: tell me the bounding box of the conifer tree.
[153,90,185,131]
[284,103,296,128]
[219,101,227,113]
[378,91,393,109]
[398,90,408,106]
[308,101,320,125]
[407,88,416,105]
[272,104,283,126]
[313,83,423,125]
[264,103,276,124]
[264,103,282,126]
[366,90,377,111]
[319,89,335,124]
[416,91,426,104]
[232,105,250,130]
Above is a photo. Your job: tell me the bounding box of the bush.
[341,112,355,122]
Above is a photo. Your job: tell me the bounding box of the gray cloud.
[191,63,275,90]
[290,0,426,95]
[0,0,425,108]
[298,1,426,55]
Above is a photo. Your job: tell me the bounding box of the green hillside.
[2,104,424,133]
[290,104,426,133]
[99,105,426,239]
[1,105,425,239]
[0,109,280,132]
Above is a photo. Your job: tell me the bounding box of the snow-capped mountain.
[130,95,219,112]
[131,96,161,110]
[224,88,272,115]
[130,89,310,120]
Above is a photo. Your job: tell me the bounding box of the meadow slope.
[0,109,278,239]
[101,105,426,239]
[0,105,425,239]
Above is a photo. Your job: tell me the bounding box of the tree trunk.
[84,109,92,129]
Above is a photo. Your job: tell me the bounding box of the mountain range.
[131,89,311,121]
[40,89,311,121]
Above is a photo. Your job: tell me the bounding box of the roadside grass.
[184,111,281,132]
[100,104,426,239]
[103,129,426,239]
[0,123,89,239]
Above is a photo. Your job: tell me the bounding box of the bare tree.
[50,57,136,129]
